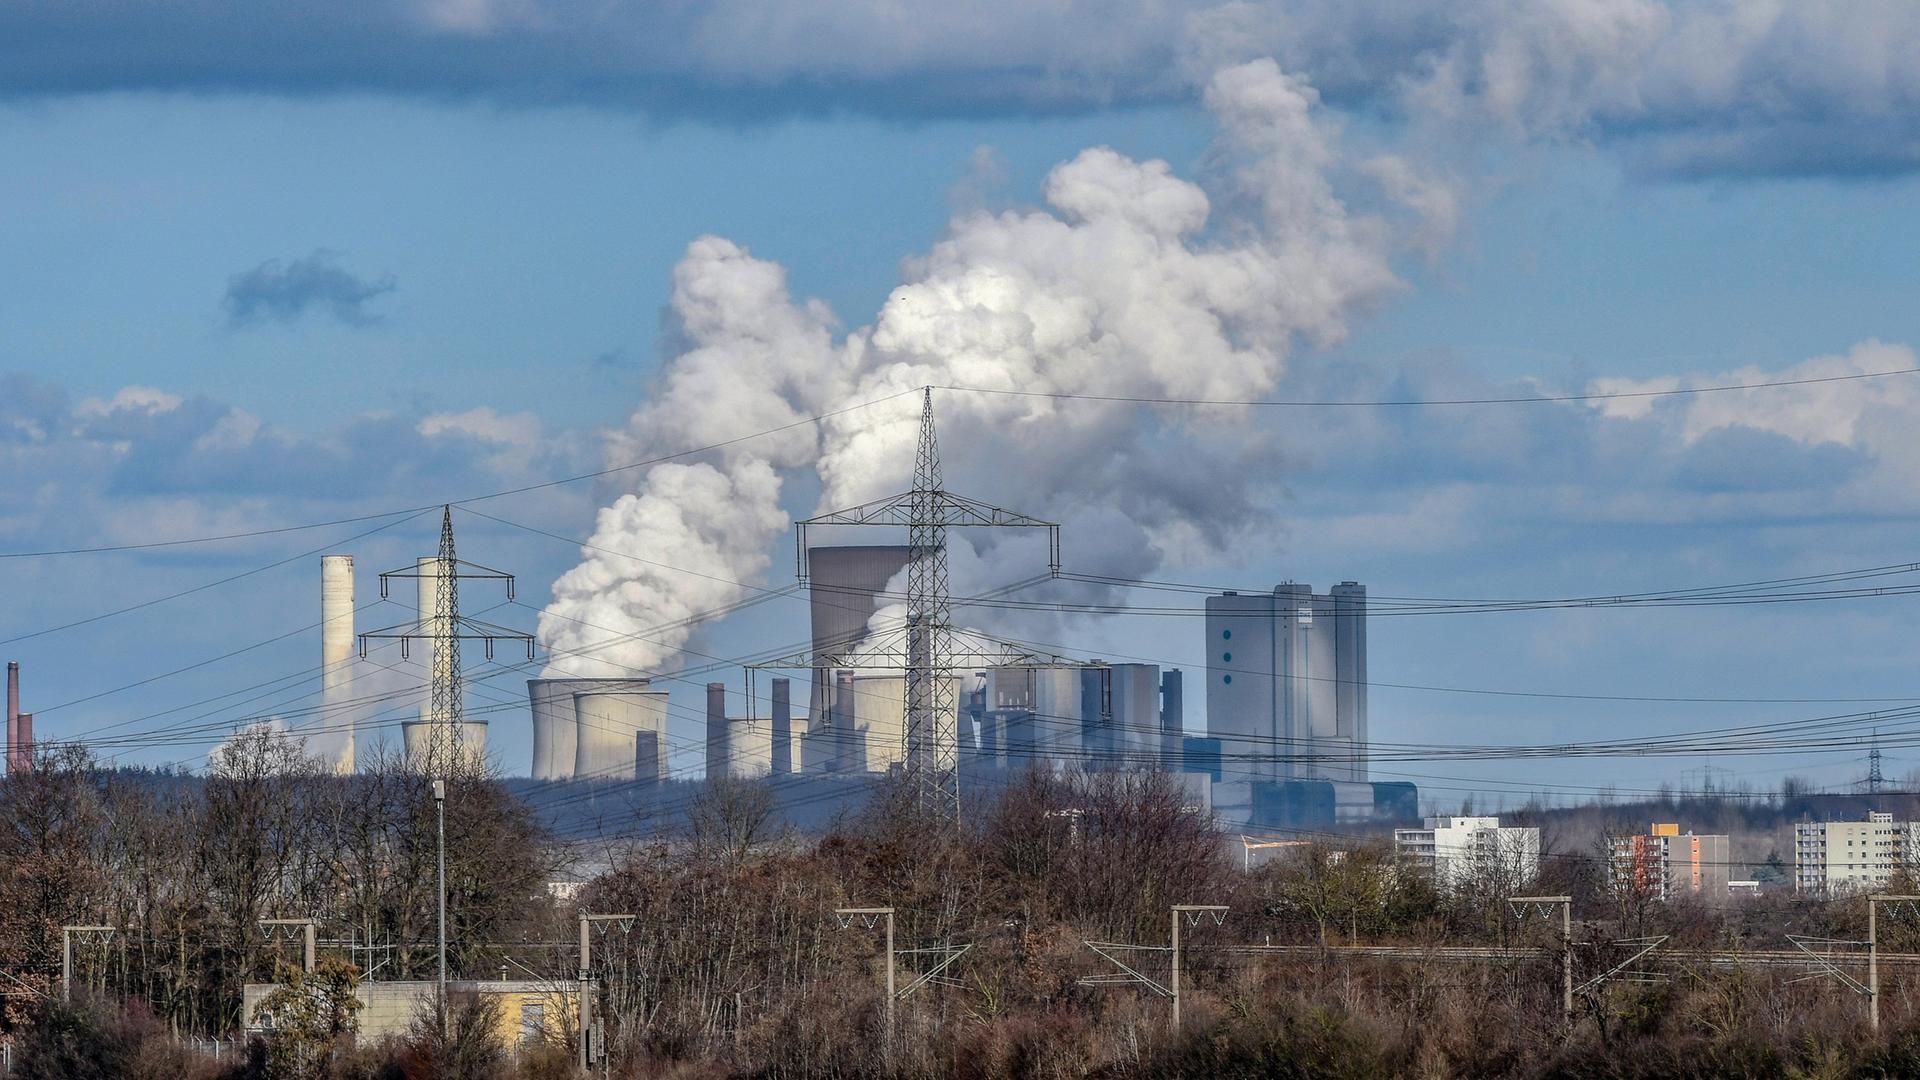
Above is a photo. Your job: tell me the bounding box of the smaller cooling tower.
[573,689,669,782]
[527,678,650,781]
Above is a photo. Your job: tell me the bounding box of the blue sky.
[6,0,1920,806]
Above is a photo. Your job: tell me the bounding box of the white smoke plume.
[539,58,1432,677]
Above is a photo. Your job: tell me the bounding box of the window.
[1223,675,1233,685]
[1222,629,1232,640]
[521,1000,545,1043]
[1222,652,1232,662]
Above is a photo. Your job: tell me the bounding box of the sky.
[6,0,1920,808]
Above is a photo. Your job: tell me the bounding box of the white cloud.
[76,386,184,419]
[419,406,541,446]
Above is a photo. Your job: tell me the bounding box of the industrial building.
[704,679,781,779]
[1794,811,1919,894]
[245,978,576,1050]
[1206,582,1368,784]
[1609,823,1731,903]
[1394,815,1540,892]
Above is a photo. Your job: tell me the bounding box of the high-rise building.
[1394,815,1539,892]
[1795,811,1920,894]
[1206,582,1367,783]
[1609,823,1731,903]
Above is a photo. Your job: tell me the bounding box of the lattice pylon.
[906,389,959,821]
[428,506,462,776]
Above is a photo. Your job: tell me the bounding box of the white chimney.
[321,555,355,774]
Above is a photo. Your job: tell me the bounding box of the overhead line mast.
[788,388,1061,824]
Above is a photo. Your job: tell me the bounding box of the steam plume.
[539,59,1434,677]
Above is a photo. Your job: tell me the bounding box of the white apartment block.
[1395,815,1540,892]
[1795,811,1920,894]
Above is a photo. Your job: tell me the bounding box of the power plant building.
[704,681,776,780]
[1206,582,1368,784]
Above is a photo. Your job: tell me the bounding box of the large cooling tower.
[573,688,669,782]
[321,555,355,775]
[528,678,651,780]
[807,545,912,728]
[809,546,913,654]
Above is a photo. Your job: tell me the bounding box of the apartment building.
[1794,811,1920,894]
[1608,823,1731,902]
[1394,815,1540,891]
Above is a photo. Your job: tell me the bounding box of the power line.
[935,365,1920,408]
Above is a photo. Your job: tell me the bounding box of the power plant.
[287,434,1401,833]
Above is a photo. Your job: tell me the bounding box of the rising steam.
[539,59,1442,678]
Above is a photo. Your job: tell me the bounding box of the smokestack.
[832,670,855,773]
[321,555,355,775]
[705,682,730,780]
[6,661,17,775]
[770,677,791,776]
[635,731,661,785]
[14,712,31,772]
[1160,669,1184,769]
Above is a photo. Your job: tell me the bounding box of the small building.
[1609,823,1731,903]
[1394,815,1539,892]
[1728,879,1761,898]
[1795,810,1920,894]
[244,979,578,1054]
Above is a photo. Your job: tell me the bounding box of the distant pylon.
[1869,729,1885,795]
[906,389,959,820]
[359,506,534,779]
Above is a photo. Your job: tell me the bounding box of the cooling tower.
[529,678,652,780]
[573,688,669,782]
[321,555,355,775]
[806,545,912,728]
[849,675,906,773]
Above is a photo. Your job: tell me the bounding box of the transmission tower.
[1869,729,1885,795]
[775,389,1061,823]
[906,390,957,817]
[360,506,534,777]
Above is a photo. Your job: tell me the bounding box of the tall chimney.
[14,712,31,772]
[832,670,856,773]
[321,556,355,774]
[705,682,730,781]
[770,677,792,776]
[5,661,17,775]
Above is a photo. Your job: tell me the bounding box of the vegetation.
[8,741,1920,1077]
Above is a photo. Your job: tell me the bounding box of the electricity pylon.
[788,389,1060,823]
[359,506,533,777]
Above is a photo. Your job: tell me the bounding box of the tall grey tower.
[1205,582,1367,783]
